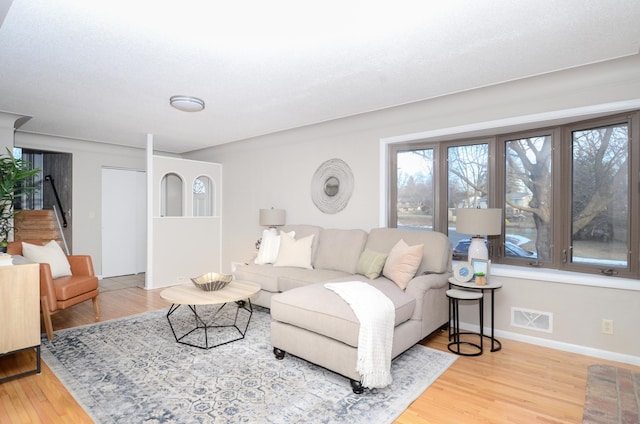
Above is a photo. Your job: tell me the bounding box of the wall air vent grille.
[511,307,553,333]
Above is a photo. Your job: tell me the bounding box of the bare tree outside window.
[448,144,489,208]
[447,144,489,241]
[571,124,628,268]
[505,136,552,261]
[388,110,639,279]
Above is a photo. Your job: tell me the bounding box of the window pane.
[505,136,552,261]
[160,173,183,217]
[193,176,214,217]
[396,149,434,230]
[448,143,488,255]
[571,124,629,268]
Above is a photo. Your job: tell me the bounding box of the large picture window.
[389,111,640,279]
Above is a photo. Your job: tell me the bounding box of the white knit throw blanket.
[324,281,395,388]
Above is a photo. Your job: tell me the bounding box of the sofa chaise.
[233,225,452,392]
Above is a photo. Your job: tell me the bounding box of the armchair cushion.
[53,274,99,302]
[22,240,72,278]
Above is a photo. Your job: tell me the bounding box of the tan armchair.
[8,240,100,340]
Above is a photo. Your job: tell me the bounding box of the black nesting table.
[448,277,502,352]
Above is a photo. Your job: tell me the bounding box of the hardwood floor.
[1,281,638,423]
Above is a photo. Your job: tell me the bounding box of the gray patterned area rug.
[41,305,456,424]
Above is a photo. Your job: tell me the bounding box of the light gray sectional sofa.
[233,225,452,392]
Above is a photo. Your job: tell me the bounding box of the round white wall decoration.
[311,158,354,214]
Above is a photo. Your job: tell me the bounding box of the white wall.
[14,132,146,274]
[185,54,640,361]
[149,155,221,288]
[484,273,640,363]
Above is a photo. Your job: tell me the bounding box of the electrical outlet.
[601,319,614,334]
[177,276,186,282]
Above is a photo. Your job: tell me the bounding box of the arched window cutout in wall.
[160,172,183,216]
[193,175,215,216]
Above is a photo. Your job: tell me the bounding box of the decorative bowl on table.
[191,272,233,291]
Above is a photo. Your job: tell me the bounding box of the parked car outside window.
[453,238,536,259]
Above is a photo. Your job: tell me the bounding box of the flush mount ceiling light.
[169,95,205,112]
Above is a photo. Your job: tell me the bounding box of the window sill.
[490,263,640,292]
[453,260,638,291]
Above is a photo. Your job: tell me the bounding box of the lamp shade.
[456,208,502,236]
[259,208,286,227]
[457,207,502,263]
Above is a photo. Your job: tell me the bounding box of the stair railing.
[52,203,70,255]
[44,175,67,228]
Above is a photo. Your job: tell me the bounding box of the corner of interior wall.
[145,134,153,289]
[379,137,389,228]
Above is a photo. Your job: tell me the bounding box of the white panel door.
[102,168,146,277]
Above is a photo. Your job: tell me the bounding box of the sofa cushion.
[278,269,352,292]
[356,248,387,279]
[366,228,451,275]
[314,229,367,274]
[233,264,285,292]
[255,230,294,264]
[274,232,314,269]
[281,225,322,264]
[382,239,424,289]
[233,264,349,294]
[271,277,416,348]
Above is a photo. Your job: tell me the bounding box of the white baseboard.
[458,322,640,366]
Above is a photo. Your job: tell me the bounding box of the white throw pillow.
[254,230,295,264]
[22,240,72,278]
[273,232,314,269]
[382,239,424,289]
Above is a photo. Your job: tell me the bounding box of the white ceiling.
[1,0,639,154]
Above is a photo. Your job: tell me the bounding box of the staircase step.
[13,210,63,244]
[14,229,61,241]
[13,220,57,229]
[15,210,55,220]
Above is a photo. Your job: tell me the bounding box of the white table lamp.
[456,207,502,263]
[259,208,286,234]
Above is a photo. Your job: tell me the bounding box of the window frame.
[389,142,443,232]
[495,126,563,269]
[559,113,638,279]
[388,110,640,280]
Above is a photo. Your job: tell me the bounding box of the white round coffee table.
[160,280,260,349]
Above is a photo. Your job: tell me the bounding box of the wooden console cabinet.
[0,263,41,383]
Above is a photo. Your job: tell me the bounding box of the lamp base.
[468,236,488,264]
